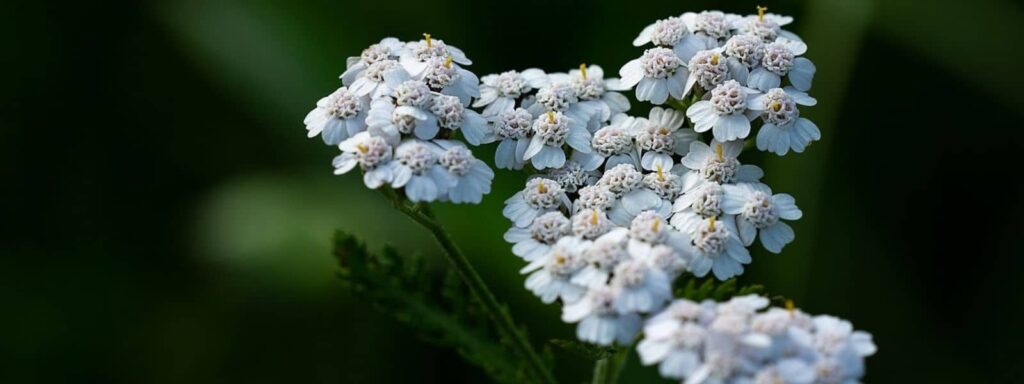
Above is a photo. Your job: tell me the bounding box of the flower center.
[439,146,474,176]
[629,211,668,243]
[495,108,533,139]
[536,82,578,112]
[700,144,739,183]
[425,57,460,89]
[651,17,687,46]
[742,191,779,228]
[694,216,729,254]
[394,80,431,108]
[693,11,730,40]
[692,184,724,217]
[597,164,643,195]
[724,34,765,68]
[495,70,529,98]
[353,136,392,170]
[523,178,564,210]
[762,42,796,76]
[572,208,609,239]
[430,95,465,130]
[532,111,571,146]
[395,142,436,174]
[636,125,676,153]
[641,47,682,79]
[327,89,361,119]
[591,126,633,156]
[761,88,798,125]
[710,80,747,115]
[576,185,616,211]
[644,168,682,200]
[530,211,571,244]
[688,50,729,91]
[365,59,400,82]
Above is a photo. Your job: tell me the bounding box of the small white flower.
[722,182,802,253]
[687,80,761,142]
[562,284,643,345]
[587,114,642,170]
[556,64,631,132]
[398,34,472,78]
[430,94,493,145]
[573,228,630,288]
[634,107,696,171]
[340,37,405,85]
[503,177,571,228]
[682,216,751,280]
[685,49,733,96]
[679,140,764,191]
[434,141,493,204]
[422,56,481,106]
[523,111,592,170]
[390,140,454,202]
[749,87,820,155]
[333,132,395,189]
[304,86,369,145]
[601,164,671,226]
[366,80,436,145]
[571,208,612,240]
[670,182,726,234]
[349,59,405,98]
[574,184,617,212]
[505,211,571,261]
[732,11,802,43]
[748,39,815,92]
[611,258,673,313]
[521,236,590,304]
[474,69,548,116]
[633,15,711,62]
[547,160,600,193]
[637,299,712,379]
[619,47,689,105]
[491,108,534,170]
[682,11,741,42]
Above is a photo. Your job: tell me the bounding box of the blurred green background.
[3,0,1024,382]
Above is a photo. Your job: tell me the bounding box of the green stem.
[590,358,609,384]
[379,188,557,384]
[591,342,633,384]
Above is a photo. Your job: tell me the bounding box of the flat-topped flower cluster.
[305,35,493,203]
[638,295,876,383]
[303,8,874,382]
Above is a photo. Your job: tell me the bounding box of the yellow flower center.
[537,182,548,194]
[356,143,369,154]
[547,111,555,123]
[770,101,782,112]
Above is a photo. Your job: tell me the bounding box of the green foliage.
[549,339,617,361]
[674,276,766,302]
[334,231,537,383]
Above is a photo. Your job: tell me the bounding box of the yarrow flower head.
[304,86,369,145]
[619,47,689,105]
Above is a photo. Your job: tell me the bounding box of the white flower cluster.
[638,295,876,384]
[498,9,872,381]
[620,8,821,156]
[304,35,494,203]
[475,64,632,170]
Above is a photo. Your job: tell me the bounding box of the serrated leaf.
[333,230,531,383]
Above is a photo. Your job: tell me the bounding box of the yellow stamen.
[710,53,720,66]
[651,218,661,231]
[591,210,599,225]
[547,111,555,123]
[757,6,767,22]
[555,253,566,264]
[356,143,369,154]
[537,181,548,194]
[579,63,588,80]
[770,101,782,112]
[715,143,724,161]
[659,127,669,135]
[655,164,665,181]
[444,55,453,69]
[709,216,717,231]
[423,33,432,48]
[785,299,795,314]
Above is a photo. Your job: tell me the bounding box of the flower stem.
[379,188,557,384]
[591,339,636,384]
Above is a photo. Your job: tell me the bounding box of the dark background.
[3,0,1023,382]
